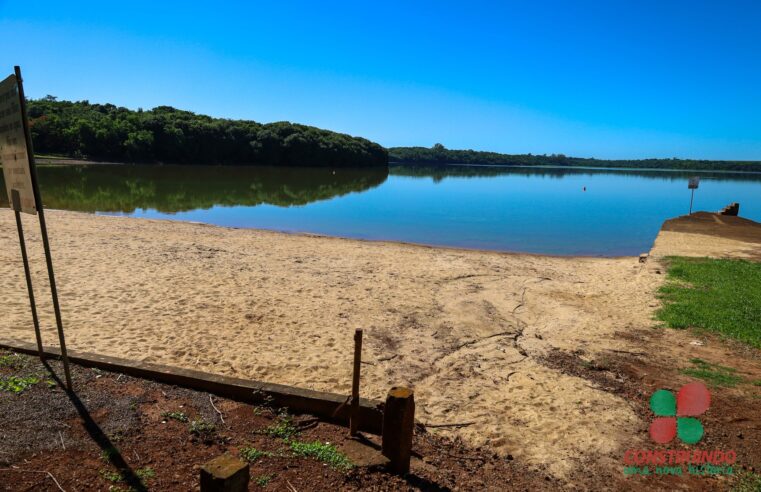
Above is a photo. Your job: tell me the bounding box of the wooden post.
[200,455,249,492]
[350,328,363,436]
[14,65,72,390]
[689,188,695,215]
[382,386,415,474]
[11,190,44,355]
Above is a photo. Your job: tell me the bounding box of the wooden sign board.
[688,177,700,190]
[0,74,36,214]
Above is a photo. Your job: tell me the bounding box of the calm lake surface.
[4,164,761,256]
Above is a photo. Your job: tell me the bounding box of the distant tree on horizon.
[388,146,761,172]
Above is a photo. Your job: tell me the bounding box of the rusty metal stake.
[350,328,363,436]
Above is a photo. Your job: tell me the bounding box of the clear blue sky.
[2,1,760,159]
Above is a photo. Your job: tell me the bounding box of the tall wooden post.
[11,190,43,354]
[14,66,72,390]
[382,386,415,474]
[350,328,363,436]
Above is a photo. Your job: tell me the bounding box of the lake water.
[4,164,761,256]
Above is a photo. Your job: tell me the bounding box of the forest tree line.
[27,97,387,167]
[389,144,761,172]
[23,98,761,172]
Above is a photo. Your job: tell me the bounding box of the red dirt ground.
[1,339,759,491]
[0,351,557,491]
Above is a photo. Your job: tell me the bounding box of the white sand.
[0,210,664,476]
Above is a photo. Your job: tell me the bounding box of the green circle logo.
[648,382,710,444]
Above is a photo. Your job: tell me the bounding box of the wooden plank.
[0,339,384,435]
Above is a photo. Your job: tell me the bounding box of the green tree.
[27,98,387,167]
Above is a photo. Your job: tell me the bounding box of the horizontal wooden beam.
[0,339,384,435]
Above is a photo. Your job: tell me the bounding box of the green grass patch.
[240,446,273,462]
[289,440,353,471]
[656,257,761,348]
[752,380,761,387]
[254,473,274,487]
[100,446,118,463]
[99,469,124,483]
[733,471,761,492]
[261,414,299,440]
[135,467,155,481]
[189,418,216,437]
[0,353,24,369]
[681,358,743,387]
[161,411,188,423]
[99,466,154,490]
[0,375,40,393]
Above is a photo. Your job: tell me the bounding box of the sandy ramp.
[0,210,662,476]
[650,211,761,260]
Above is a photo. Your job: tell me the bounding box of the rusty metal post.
[382,386,415,474]
[350,328,363,436]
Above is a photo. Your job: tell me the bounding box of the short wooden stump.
[200,455,249,492]
[382,386,415,474]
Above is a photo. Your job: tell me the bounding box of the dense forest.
[27,97,387,167]
[390,144,761,172]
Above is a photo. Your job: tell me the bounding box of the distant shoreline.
[389,145,761,173]
[390,161,761,175]
[24,157,761,176]
[35,156,126,166]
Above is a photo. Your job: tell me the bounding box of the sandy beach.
[0,210,672,476]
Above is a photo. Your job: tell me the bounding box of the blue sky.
[1,1,760,159]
